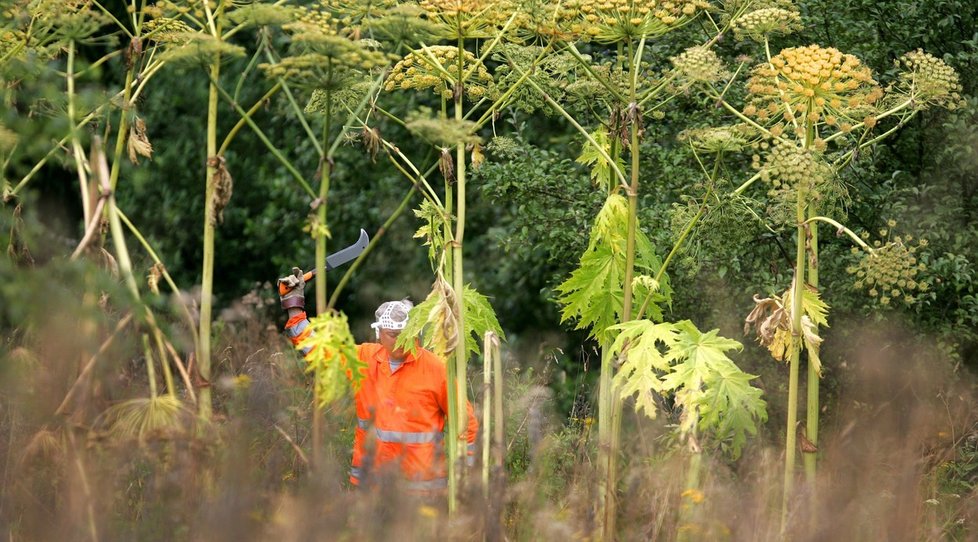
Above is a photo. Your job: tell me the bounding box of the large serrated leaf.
[297,311,364,408]
[461,284,505,359]
[575,127,624,194]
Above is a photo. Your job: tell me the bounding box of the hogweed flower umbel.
[848,222,929,306]
[745,45,882,138]
[893,49,964,111]
[732,7,802,41]
[385,46,494,100]
[678,125,753,154]
[671,46,730,84]
[756,140,830,192]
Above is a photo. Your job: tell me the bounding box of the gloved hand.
[278,267,305,310]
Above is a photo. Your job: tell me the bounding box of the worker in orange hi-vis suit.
[278,269,478,493]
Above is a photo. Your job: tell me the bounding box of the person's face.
[378,328,407,359]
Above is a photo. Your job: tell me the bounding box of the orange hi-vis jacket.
[285,312,479,492]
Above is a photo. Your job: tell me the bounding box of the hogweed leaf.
[669,320,764,458]
[800,284,829,328]
[576,127,623,193]
[801,315,823,376]
[610,319,679,418]
[397,277,456,360]
[298,310,364,408]
[660,320,744,393]
[745,282,827,372]
[557,241,623,344]
[462,284,505,358]
[557,193,670,342]
[695,361,767,459]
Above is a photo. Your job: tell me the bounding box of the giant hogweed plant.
[0,0,216,434]
[370,1,533,509]
[497,0,767,536]
[668,0,964,526]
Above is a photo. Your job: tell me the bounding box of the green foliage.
[461,283,505,358]
[575,127,623,194]
[556,193,670,344]
[297,310,364,408]
[611,319,767,458]
[397,276,457,359]
[397,279,504,360]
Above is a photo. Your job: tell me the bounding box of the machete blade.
[322,228,370,272]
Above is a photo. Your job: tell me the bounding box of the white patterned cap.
[370,299,413,331]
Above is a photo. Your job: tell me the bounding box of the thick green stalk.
[310,89,332,469]
[597,345,613,536]
[677,442,703,542]
[782,191,807,530]
[805,206,820,507]
[198,52,221,422]
[142,334,158,399]
[315,79,332,314]
[449,32,468,513]
[482,332,493,498]
[66,41,91,224]
[803,123,819,507]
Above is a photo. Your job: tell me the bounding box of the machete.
[278,228,370,295]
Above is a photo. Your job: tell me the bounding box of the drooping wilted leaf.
[127,117,153,164]
[745,281,829,375]
[207,155,233,225]
[397,277,457,360]
[297,311,364,408]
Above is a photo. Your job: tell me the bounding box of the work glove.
[278,267,305,310]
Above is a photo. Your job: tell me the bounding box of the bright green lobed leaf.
[397,284,447,357]
[298,311,364,408]
[557,193,671,343]
[576,128,622,194]
[695,362,767,459]
[462,284,505,359]
[610,319,680,418]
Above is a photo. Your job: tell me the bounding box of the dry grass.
[1,286,976,541]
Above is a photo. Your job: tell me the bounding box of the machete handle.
[277,269,317,296]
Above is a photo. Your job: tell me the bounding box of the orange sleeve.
[433,356,480,460]
[284,312,313,356]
